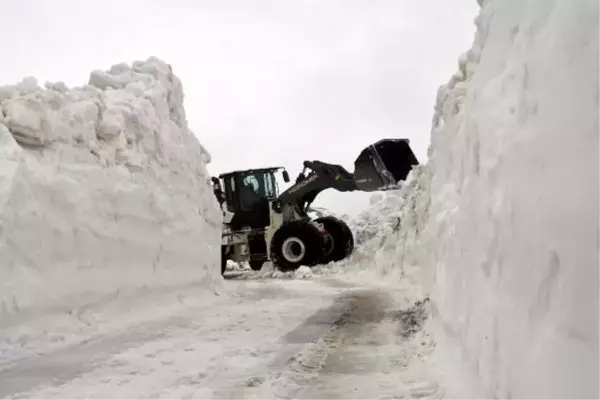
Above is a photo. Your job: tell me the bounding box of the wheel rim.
[281,237,306,263]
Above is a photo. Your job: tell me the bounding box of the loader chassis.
[216,139,419,274]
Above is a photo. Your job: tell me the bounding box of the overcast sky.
[2,0,478,215]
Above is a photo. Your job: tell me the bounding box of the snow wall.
[353,0,599,398]
[0,58,223,326]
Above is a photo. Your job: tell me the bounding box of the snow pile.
[362,0,599,398]
[310,195,405,247]
[313,168,426,284]
[349,191,404,246]
[0,58,223,328]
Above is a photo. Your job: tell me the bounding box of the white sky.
[2,0,478,215]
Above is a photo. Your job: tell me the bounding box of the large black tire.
[314,216,354,264]
[221,245,228,275]
[270,220,327,271]
[249,261,264,271]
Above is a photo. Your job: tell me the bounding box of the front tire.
[270,221,327,271]
[315,216,354,263]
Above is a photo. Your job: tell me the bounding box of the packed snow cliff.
[347,0,599,398]
[0,58,222,326]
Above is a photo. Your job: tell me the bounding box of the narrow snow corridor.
[0,274,437,399]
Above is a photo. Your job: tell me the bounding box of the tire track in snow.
[3,278,437,399]
[0,315,186,398]
[2,279,349,399]
[217,290,438,399]
[286,290,389,373]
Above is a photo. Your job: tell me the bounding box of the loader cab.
[219,167,289,230]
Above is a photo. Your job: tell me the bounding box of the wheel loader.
[213,138,419,274]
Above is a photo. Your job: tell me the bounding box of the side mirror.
[282,170,290,183]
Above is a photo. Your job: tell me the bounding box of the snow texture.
[0,278,437,399]
[0,1,598,398]
[349,0,599,398]
[0,58,223,333]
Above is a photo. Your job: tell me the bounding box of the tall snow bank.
[0,57,222,326]
[364,0,599,398]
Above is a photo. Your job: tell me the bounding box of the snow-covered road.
[0,270,437,399]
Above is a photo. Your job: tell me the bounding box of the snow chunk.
[0,57,223,330]
[293,266,314,279]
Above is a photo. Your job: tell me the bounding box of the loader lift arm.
[276,138,419,217]
[277,160,358,216]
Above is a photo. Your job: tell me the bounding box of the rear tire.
[270,220,327,271]
[221,245,228,275]
[315,216,354,263]
[249,261,264,271]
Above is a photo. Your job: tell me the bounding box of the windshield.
[242,171,278,198]
[239,170,278,210]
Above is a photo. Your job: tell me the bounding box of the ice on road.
[0,272,437,399]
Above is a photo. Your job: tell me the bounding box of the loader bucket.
[353,139,419,192]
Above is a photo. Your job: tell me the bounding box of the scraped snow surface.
[0,57,223,356]
[0,276,436,399]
